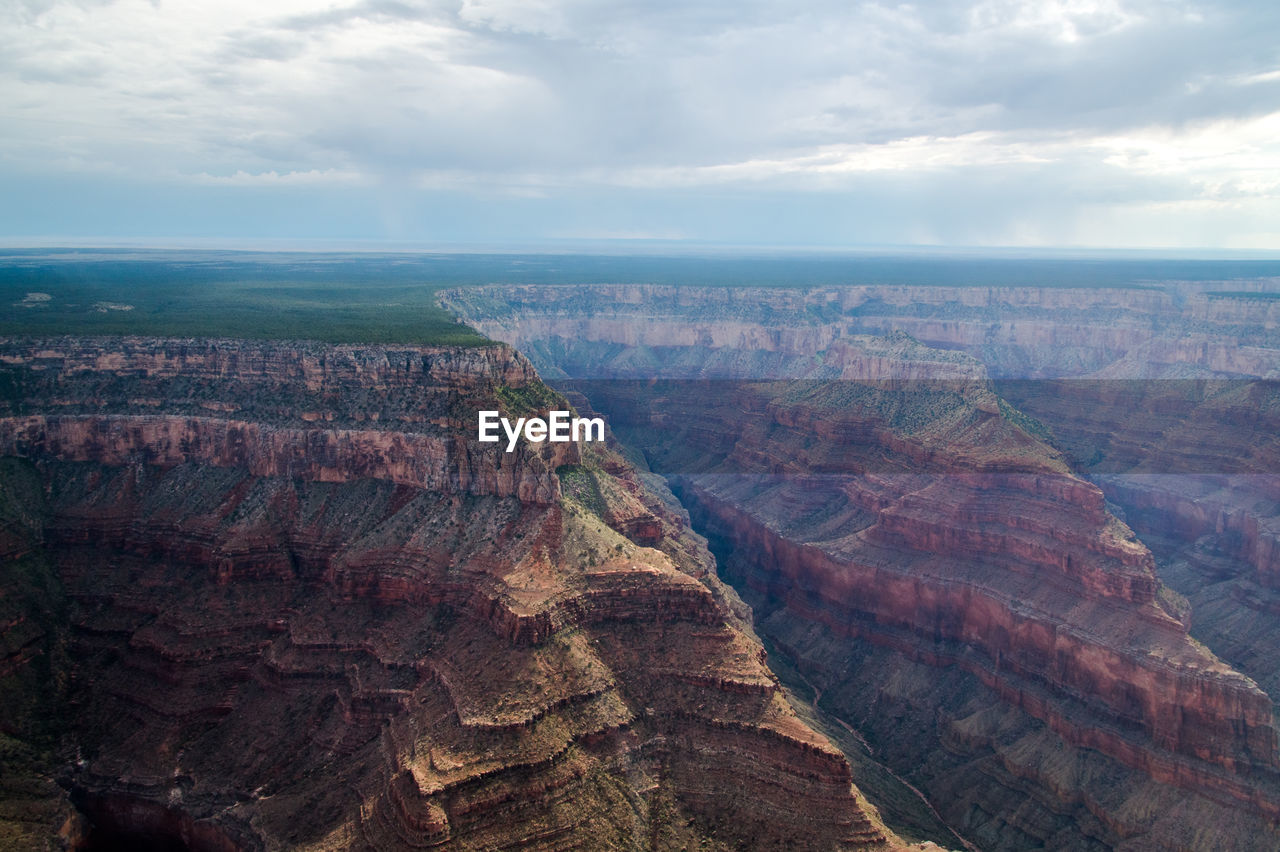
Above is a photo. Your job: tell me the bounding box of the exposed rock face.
[0,338,568,503]
[0,338,908,851]
[998,378,1280,581]
[0,459,81,851]
[443,284,1280,851]
[998,378,1280,795]
[439,281,1280,380]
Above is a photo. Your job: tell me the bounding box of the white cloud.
[189,168,369,186]
[2,0,1279,246]
[966,0,1143,43]
[1093,112,1280,215]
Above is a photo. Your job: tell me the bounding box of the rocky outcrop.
[0,336,534,391]
[998,376,1280,785]
[997,378,1280,581]
[0,337,911,851]
[0,337,569,504]
[0,413,567,505]
[444,284,1280,850]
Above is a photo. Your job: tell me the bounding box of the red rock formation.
[0,338,911,851]
[996,376,1280,807]
[999,378,1280,585]
[443,287,1280,850]
[0,413,567,504]
[648,388,1280,783]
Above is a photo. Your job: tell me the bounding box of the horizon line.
[3,237,1280,261]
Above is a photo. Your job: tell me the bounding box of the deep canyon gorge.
[441,280,1280,850]
[4,275,1280,850]
[0,338,916,850]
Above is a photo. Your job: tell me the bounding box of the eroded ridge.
[0,337,914,851]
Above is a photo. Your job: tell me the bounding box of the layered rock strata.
[0,338,567,503]
[0,458,80,850]
[444,284,1280,851]
[0,337,909,851]
[999,377,1280,770]
[440,281,1280,380]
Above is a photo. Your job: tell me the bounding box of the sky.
[3,0,1280,249]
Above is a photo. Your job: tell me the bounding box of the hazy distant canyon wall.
[446,281,1280,379]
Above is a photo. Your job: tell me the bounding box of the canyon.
[442,280,1280,851]
[7,272,1280,851]
[0,337,922,851]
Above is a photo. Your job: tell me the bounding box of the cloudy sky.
[3,0,1279,248]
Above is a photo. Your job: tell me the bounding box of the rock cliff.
[0,337,912,851]
[443,283,1280,851]
[441,281,1280,380]
[998,377,1280,799]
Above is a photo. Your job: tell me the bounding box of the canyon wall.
[441,280,1280,380]
[0,337,911,851]
[444,283,1280,851]
[998,378,1280,763]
